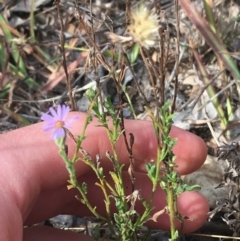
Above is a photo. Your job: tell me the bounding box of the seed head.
[127,5,160,49]
[105,4,160,50]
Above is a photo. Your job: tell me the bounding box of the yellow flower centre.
[55,120,64,128]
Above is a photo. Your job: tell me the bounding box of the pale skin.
[0,112,209,241]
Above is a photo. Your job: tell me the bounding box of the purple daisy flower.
[41,104,78,140]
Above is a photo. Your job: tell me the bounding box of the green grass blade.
[179,0,240,80]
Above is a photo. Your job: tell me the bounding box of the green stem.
[72,99,96,163]
[59,148,107,221]
[82,158,113,216]
[121,85,138,120]
[167,184,176,240]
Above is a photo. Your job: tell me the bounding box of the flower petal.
[61,105,70,120]
[66,115,79,123]
[41,113,55,122]
[64,115,79,129]
[57,105,63,120]
[42,123,56,132]
[52,128,65,139]
[49,107,59,120]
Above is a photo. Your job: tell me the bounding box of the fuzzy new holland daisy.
[41,104,78,140]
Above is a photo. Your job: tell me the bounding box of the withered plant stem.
[171,0,180,114]
[139,46,157,99]
[55,0,76,110]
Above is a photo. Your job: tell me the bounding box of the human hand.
[0,112,209,241]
